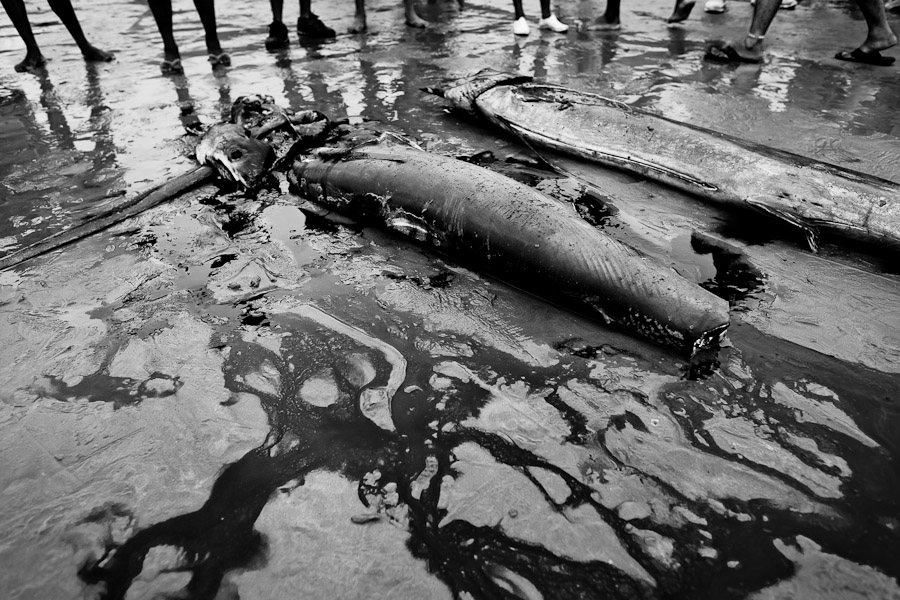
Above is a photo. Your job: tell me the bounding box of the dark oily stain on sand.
[77,300,900,599]
[731,320,900,459]
[40,372,182,408]
[80,332,658,598]
[662,325,900,595]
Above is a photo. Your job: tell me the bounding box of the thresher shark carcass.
[197,95,730,357]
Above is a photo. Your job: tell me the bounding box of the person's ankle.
[743,32,764,50]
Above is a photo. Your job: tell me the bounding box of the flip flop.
[834,48,895,66]
[160,58,183,74]
[208,52,231,67]
[704,42,763,64]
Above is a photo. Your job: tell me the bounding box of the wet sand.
[1,0,899,598]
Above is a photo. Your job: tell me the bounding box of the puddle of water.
[147,211,215,292]
[261,203,321,267]
[669,231,717,283]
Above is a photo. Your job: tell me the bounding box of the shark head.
[195,123,274,189]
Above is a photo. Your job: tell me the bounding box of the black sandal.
[704,41,763,64]
[834,48,896,66]
[160,58,184,74]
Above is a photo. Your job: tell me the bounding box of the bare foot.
[667,0,696,23]
[839,30,899,66]
[349,15,367,33]
[859,28,898,54]
[14,50,46,72]
[705,37,764,63]
[81,45,115,63]
[406,11,428,28]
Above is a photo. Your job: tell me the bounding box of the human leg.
[46,0,114,62]
[265,0,289,49]
[585,0,621,31]
[602,0,621,28]
[705,0,780,62]
[538,0,551,18]
[833,0,897,63]
[512,0,525,20]
[192,0,229,65]
[404,0,427,27]
[667,0,696,24]
[350,0,367,32]
[147,0,185,72]
[297,0,336,38]
[0,0,46,71]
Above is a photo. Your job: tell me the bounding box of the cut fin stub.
[745,197,821,253]
[378,131,424,150]
[689,322,729,378]
[337,133,422,164]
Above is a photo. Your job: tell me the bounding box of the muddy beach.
[1,0,899,598]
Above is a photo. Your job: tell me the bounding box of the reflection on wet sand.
[0,64,123,252]
[510,36,567,80]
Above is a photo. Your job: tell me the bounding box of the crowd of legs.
[1,0,897,73]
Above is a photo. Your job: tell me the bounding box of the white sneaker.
[513,17,530,36]
[704,0,726,12]
[538,13,569,32]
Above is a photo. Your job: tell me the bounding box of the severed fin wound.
[494,114,620,218]
[312,132,417,165]
[745,196,820,253]
[378,131,424,150]
[494,115,559,173]
[348,132,419,163]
